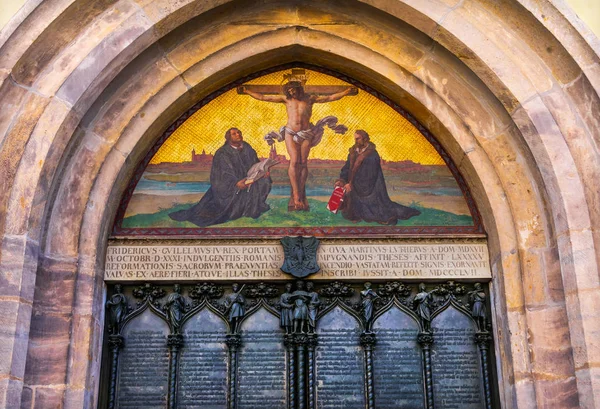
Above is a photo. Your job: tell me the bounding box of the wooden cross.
[237,69,358,96]
[238,84,358,95]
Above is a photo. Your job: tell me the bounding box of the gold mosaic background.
[151,69,445,165]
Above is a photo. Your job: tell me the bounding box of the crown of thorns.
[281,70,308,94]
[282,81,304,94]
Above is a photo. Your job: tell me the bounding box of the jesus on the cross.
[237,70,357,211]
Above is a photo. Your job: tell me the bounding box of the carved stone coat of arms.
[280,236,320,278]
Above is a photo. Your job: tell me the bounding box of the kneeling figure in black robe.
[335,130,420,225]
[169,128,271,227]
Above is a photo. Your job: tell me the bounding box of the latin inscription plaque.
[373,307,424,409]
[316,307,365,409]
[431,307,484,409]
[104,241,491,281]
[117,309,169,409]
[238,308,286,409]
[178,309,228,409]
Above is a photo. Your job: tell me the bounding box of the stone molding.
[0,1,598,408]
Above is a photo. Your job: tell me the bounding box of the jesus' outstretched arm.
[237,86,285,103]
[313,87,356,103]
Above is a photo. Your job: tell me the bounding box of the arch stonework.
[0,1,599,408]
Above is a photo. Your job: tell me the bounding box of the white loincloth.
[264,116,348,147]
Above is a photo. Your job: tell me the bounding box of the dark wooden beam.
[237,85,358,95]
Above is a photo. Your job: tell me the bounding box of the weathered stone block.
[317,20,429,75]
[0,93,50,239]
[11,0,118,87]
[35,0,140,97]
[56,10,155,109]
[91,57,180,145]
[514,98,592,235]
[460,146,515,245]
[0,300,24,337]
[572,367,597,409]
[534,377,579,409]
[62,388,85,409]
[136,0,227,37]
[570,288,600,346]
[113,74,191,157]
[584,63,600,96]
[472,0,581,85]
[24,314,71,385]
[165,23,264,74]
[0,234,39,301]
[45,137,111,258]
[66,314,96,389]
[542,247,565,303]
[479,128,548,250]
[0,78,28,143]
[507,309,533,376]
[358,0,440,36]
[519,249,547,307]
[4,98,77,237]
[418,48,512,138]
[33,386,65,409]
[565,74,600,156]
[499,250,525,311]
[19,384,32,409]
[34,256,77,315]
[517,0,600,70]
[29,124,86,244]
[2,301,32,376]
[12,0,119,86]
[0,378,25,409]
[0,300,32,388]
[453,0,556,95]
[526,305,575,377]
[557,230,598,292]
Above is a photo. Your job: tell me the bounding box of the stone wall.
[0,1,599,408]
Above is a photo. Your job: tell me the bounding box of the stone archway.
[0,1,599,408]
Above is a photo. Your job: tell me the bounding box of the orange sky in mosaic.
[150,69,445,165]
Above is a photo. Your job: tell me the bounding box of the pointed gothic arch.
[0,1,598,408]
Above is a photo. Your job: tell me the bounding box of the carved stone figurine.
[468,282,487,332]
[224,283,246,333]
[306,282,320,334]
[279,283,294,334]
[165,284,185,334]
[106,284,128,334]
[291,281,311,334]
[413,283,432,333]
[361,282,379,332]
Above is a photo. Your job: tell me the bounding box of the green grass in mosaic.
[122,197,473,229]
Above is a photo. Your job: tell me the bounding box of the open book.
[245,158,279,184]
